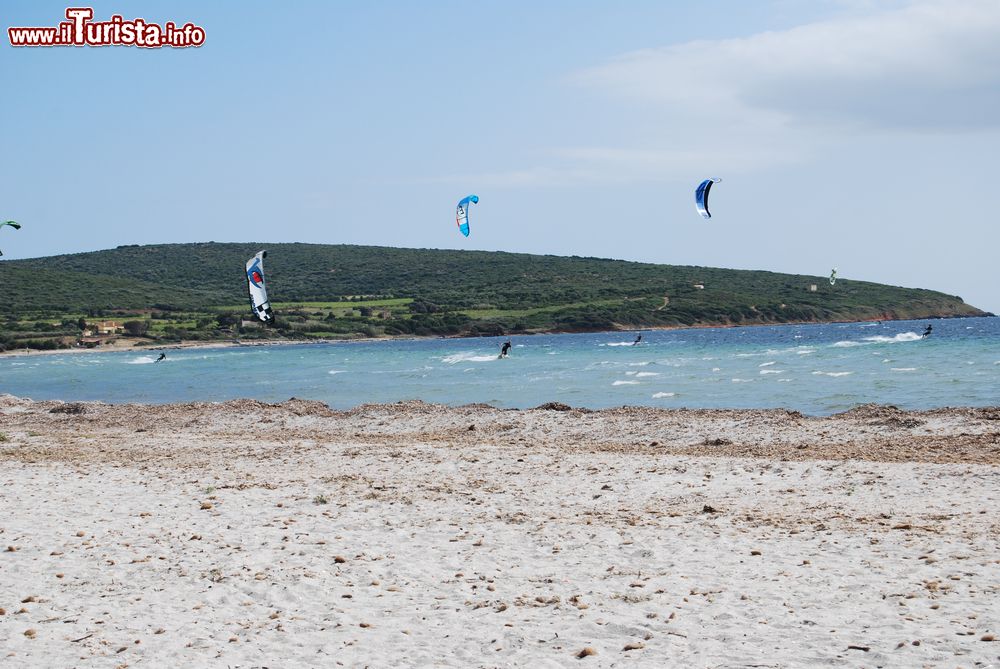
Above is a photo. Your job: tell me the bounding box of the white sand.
[1,397,999,667]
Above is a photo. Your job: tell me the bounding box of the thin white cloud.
[575,0,1000,131]
[421,1,999,188]
[553,145,803,177]
[419,141,804,189]
[412,165,602,189]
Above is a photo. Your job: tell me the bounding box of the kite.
[456,195,479,237]
[0,221,21,256]
[695,179,720,219]
[245,250,274,323]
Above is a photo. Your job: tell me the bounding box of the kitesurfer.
[633,335,642,346]
[500,340,512,358]
[155,353,166,362]
[922,324,933,338]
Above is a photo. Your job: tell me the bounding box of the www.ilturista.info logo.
[8,8,205,48]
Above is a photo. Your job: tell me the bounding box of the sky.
[1,0,998,312]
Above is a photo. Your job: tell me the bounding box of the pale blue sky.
[2,0,998,311]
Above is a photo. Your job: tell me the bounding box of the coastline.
[2,396,998,666]
[3,313,992,359]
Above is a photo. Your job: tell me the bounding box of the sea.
[1,317,997,415]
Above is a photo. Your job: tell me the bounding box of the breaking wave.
[441,352,497,364]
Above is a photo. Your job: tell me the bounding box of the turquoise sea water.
[1,317,997,415]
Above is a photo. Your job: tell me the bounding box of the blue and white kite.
[456,195,479,237]
[695,178,721,219]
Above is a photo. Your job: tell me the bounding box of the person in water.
[922,324,933,338]
[633,335,642,346]
[155,353,166,362]
[500,340,512,358]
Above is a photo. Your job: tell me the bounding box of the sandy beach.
[1,395,999,667]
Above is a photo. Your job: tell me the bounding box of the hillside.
[0,242,986,348]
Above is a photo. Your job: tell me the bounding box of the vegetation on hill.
[0,242,986,350]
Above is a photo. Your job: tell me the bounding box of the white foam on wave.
[712,367,721,372]
[603,342,636,347]
[126,356,160,365]
[796,349,815,355]
[777,378,791,382]
[635,372,659,378]
[652,392,676,398]
[731,378,751,383]
[740,346,815,357]
[441,352,497,364]
[372,366,434,375]
[759,369,783,375]
[863,332,922,343]
[628,362,650,366]
[812,371,853,377]
[890,367,917,372]
[328,370,347,375]
[759,361,776,367]
[832,341,863,348]
[612,380,640,386]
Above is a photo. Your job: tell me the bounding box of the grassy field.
[458,299,626,320]
[211,298,413,312]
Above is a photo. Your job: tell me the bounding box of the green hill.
[0,242,986,348]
